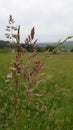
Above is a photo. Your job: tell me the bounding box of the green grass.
[0,52,73,130]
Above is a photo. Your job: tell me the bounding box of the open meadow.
[0,51,73,130]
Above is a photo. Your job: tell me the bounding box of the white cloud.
[0,0,73,42]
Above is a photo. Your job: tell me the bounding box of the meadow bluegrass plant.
[0,15,45,130]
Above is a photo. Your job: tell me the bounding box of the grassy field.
[0,52,73,130]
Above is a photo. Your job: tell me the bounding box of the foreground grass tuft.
[0,52,73,130]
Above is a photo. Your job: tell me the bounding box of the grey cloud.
[0,0,73,42]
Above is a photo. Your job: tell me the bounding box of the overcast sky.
[0,0,73,43]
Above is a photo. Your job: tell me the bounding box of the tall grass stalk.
[1,15,44,130]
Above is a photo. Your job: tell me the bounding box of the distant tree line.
[0,40,56,52]
[1,40,73,53]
